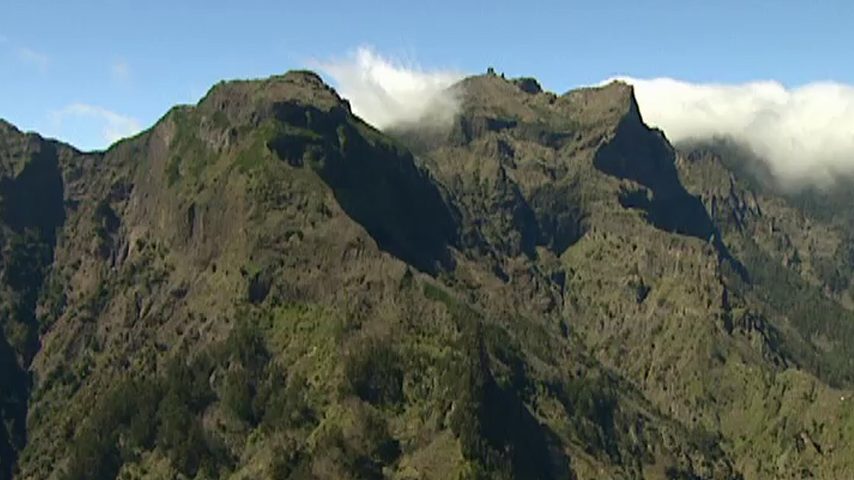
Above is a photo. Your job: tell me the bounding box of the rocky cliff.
[0,70,852,479]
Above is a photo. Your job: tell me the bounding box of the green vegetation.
[2,229,51,357]
[0,209,58,479]
[62,316,317,479]
[7,70,854,479]
[166,108,215,186]
[343,338,404,407]
[736,239,854,386]
[63,356,221,479]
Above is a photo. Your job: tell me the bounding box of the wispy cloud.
[614,77,854,189]
[111,60,130,82]
[49,103,141,150]
[314,46,464,129]
[16,46,49,72]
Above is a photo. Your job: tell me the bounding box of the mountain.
[0,69,853,479]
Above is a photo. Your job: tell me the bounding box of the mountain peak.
[0,119,30,142]
[558,80,642,127]
[0,118,17,132]
[197,69,350,121]
[10,62,854,480]
[450,72,643,135]
[461,71,550,97]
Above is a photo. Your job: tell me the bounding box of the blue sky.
[2,1,853,150]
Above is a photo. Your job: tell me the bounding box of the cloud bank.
[49,103,142,151]
[314,47,464,129]
[313,47,854,189]
[617,77,854,188]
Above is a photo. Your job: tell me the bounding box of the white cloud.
[16,46,49,72]
[49,103,142,150]
[314,46,464,129]
[111,60,130,81]
[614,76,854,188]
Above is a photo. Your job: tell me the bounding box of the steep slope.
[677,144,854,382]
[1,71,738,480]
[2,68,854,480]
[0,122,75,480]
[393,71,854,479]
[9,71,471,479]
[671,143,854,477]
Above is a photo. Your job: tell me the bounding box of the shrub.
[260,370,315,430]
[63,378,160,480]
[63,354,228,480]
[343,338,403,406]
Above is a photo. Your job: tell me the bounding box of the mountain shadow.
[0,140,66,480]
[594,110,748,280]
[265,101,460,274]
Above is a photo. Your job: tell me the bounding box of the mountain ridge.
[0,69,852,479]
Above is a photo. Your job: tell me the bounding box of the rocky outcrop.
[2,70,854,479]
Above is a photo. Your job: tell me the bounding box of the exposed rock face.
[0,71,853,480]
[0,123,78,480]
[395,74,854,479]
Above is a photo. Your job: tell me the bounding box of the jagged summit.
[199,70,350,115]
[455,72,555,121]
[446,73,645,150]
[559,80,643,126]
[0,119,21,135]
[3,67,854,480]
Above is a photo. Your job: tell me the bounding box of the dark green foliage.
[311,405,400,479]
[259,371,314,431]
[0,170,61,471]
[556,375,619,458]
[3,230,51,293]
[225,318,270,374]
[63,378,161,480]
[736,240,854,386]
[686,426,726,461]
[343,338,404,407]
[217,318,304,427]
[422,282,479,327]
[36,269,67,332]
[92,199,120,257]
[447,320,567,480]
[156,391,225,477]
[2,230,50,359]
[81,280,112,319]
[482,324,528,394]
[0,334,29,480]
[155,355,225,476]
[64,347,228,478]
[221,367,255,422]
[528,182,587,255]
[448,322,500,473]
[666,466,704,480]
[269,438,309,479]
[67,357,223,479]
